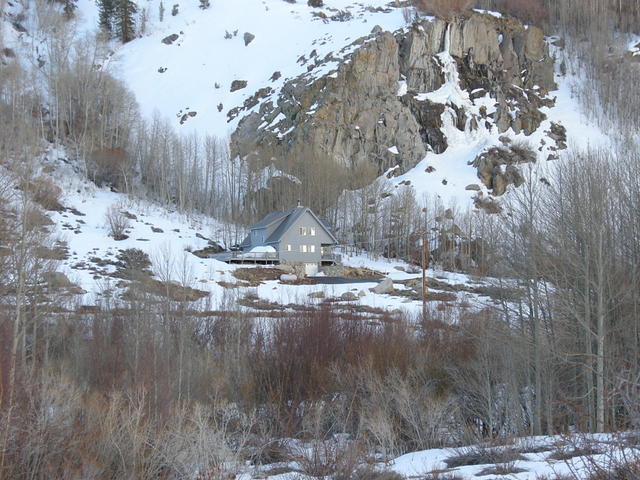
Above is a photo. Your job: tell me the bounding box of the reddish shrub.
[411,0,475,18]
[89,148,131,190]
[502,0,547,27]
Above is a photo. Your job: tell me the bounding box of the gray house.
[235,204,340,274]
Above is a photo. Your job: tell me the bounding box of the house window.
[310,245,316,253]
[300,245,308,253]
[286,244,292,251]
[310,227,316,236]
[299,227,307,236]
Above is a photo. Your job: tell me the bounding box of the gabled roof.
[264,206,308,244]
[249,206,338,246]
[251,209,292,230]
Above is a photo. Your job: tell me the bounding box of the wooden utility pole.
[421,233,429,321]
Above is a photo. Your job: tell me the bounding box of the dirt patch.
[476,464,527,476]
[128,278,209,302]
[445,448,525,468]
[233,267,284,284]
[34,244,69,260]
[341,266,385,280]
[192,245,225,258]
[391,288,457,302]
[237,293,285,311]
[548,446,600,461]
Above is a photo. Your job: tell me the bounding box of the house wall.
[278,211,333,263]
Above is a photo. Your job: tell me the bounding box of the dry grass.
[445,446,525,468]
[548,446,600,461]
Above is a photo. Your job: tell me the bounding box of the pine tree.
[98,0,116,34]
[115,0,138,43]
[62,0,77,18]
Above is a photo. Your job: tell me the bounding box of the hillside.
[1,0,640,478]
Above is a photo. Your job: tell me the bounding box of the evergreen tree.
[98,0,116,34]
[115,0,137,43]
[61,0,78,18]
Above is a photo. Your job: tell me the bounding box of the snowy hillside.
[42,150,499,314]
[95,0,612,211]
[106,0,406,135]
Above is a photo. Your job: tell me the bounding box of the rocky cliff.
[230,12,556,212]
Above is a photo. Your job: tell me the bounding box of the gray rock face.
[472,144,536,196]
[230,12,556,215]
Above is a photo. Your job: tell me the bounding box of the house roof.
[264,206,308,244]
[251,209,292,230]
[248,206,338,246]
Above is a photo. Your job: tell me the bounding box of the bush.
[293,439,363,479]
[445,445,525,468]
[27,176,64,211]
[115,248,152,278]
[89,148,131,190]
[105,205,130,240]
[411,0,475,18]
[502,0,547,26]
[548,446,600,461]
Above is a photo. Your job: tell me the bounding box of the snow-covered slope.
[106,0,406,135]
[38,150,499,313]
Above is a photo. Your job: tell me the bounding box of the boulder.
[230,80,248,92]
[370,277,394,294]
[243,32,255,46]
[340,291,358,301]
[161,33,179,45]
[280,274,298,282]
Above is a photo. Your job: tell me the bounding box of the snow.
[108,0,407,136]
[628,35,640,56]
[473,8,503,18]
[1,0,617,322]
[250,245,276,253]
[39,153,496,316]
[397,79,408,96]
[388,434,640,480]
[373,33,613,212]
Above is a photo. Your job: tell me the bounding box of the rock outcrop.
[230,12,556,215]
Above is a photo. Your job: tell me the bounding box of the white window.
[299,227,307,236]
[286,244,292,251]
[310,227,316,236]
[300,245,308,253]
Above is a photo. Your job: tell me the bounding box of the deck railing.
[230,251,279,261]
[321,252,342,263]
